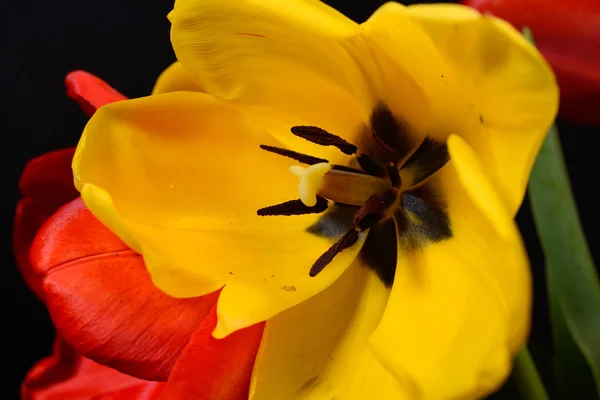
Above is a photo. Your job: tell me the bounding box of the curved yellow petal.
[170,0,366,100]
[169,0,377,149]
[79,183,142,253]
[73,92,365,336]
[359,2,470,143]
[447,135,531,352]
[369,136,531,399]
[151,61,204,95]
[405,3,558,213]
[251,262,407,400]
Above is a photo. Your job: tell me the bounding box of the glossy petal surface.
[14,148,78,298]
[170,0,379,155]
[464,0,600,125]
[65,71,127,117]
[369,136,530,399]
[251,263,406,400]
[73,92,365,337]
[152,61,204,95]
[161,306,264,400]
[405,4,558,213]
[22,337,165,400]
[32,198,219,380]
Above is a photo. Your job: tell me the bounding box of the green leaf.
[513,347,551,400]
[549,277,597,398]
[528,123,600,397]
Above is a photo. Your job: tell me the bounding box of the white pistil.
[289,162,332,207]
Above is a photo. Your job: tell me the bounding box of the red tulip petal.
[31,198,220,381]
[544,51,600,125]
[19,147,78,202]
[14,198,53,298]
[14,148,79,298]
[161,306,264,400]
[463,0,600,125]
[22,336,165,400]
[65,71,128,117]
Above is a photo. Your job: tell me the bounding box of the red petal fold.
[22,336,165,400]
[65,71,128,116]
[14,198,54,299]
[31,198,220,381]
[18,147,78,202]
[161,306,264,400]
[14,148,78,298]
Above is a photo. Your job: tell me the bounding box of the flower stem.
[513,347,550,400]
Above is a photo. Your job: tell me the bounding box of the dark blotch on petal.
[356,152,386,177]
[401,138,449,187]
[306,206,356,239]
[387,163,401,187]
[395,183,452,251]
[353,189,398,231]
[359,218,397,287]
[369,103,414,161]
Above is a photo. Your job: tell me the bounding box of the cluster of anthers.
[257,105,453,282]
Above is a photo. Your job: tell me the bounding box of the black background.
[2,0,598,398]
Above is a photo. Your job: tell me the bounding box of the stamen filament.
[387,163,401,187]
[353,189,398,231]
[318,169,392,206]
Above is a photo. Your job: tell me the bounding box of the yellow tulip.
[72,1,558,399]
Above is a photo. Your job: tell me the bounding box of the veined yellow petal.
[79,183,142,253]
[446,135,531,353]
[359,2,467,144]
[73,92,365,336]
[369,138,531,399]
[251,262,407,400]
[448,134,512,239]
[405,4,558,213]
[170,0,367,101]
[151,61,204,95]
[170,0,378,150]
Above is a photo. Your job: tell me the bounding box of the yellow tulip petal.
[170,0,366,100]
[360,2,477,146]
[446,135,530,351]
[79,183,142,253]
[169,0,378,150]
[73,92,365,336]
[369,137,531,399]
[251,262,407,400]
[406,3,558,213]
[151,61,204,95]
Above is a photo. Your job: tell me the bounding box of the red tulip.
[65,70,128,117]
[14,147,79,299]
[22,337,165,400]
[13,71,127,298]
[464,0,600,125]
[16,71,264,399]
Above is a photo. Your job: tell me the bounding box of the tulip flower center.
[258,103,452,284]
[289,162,393,208]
